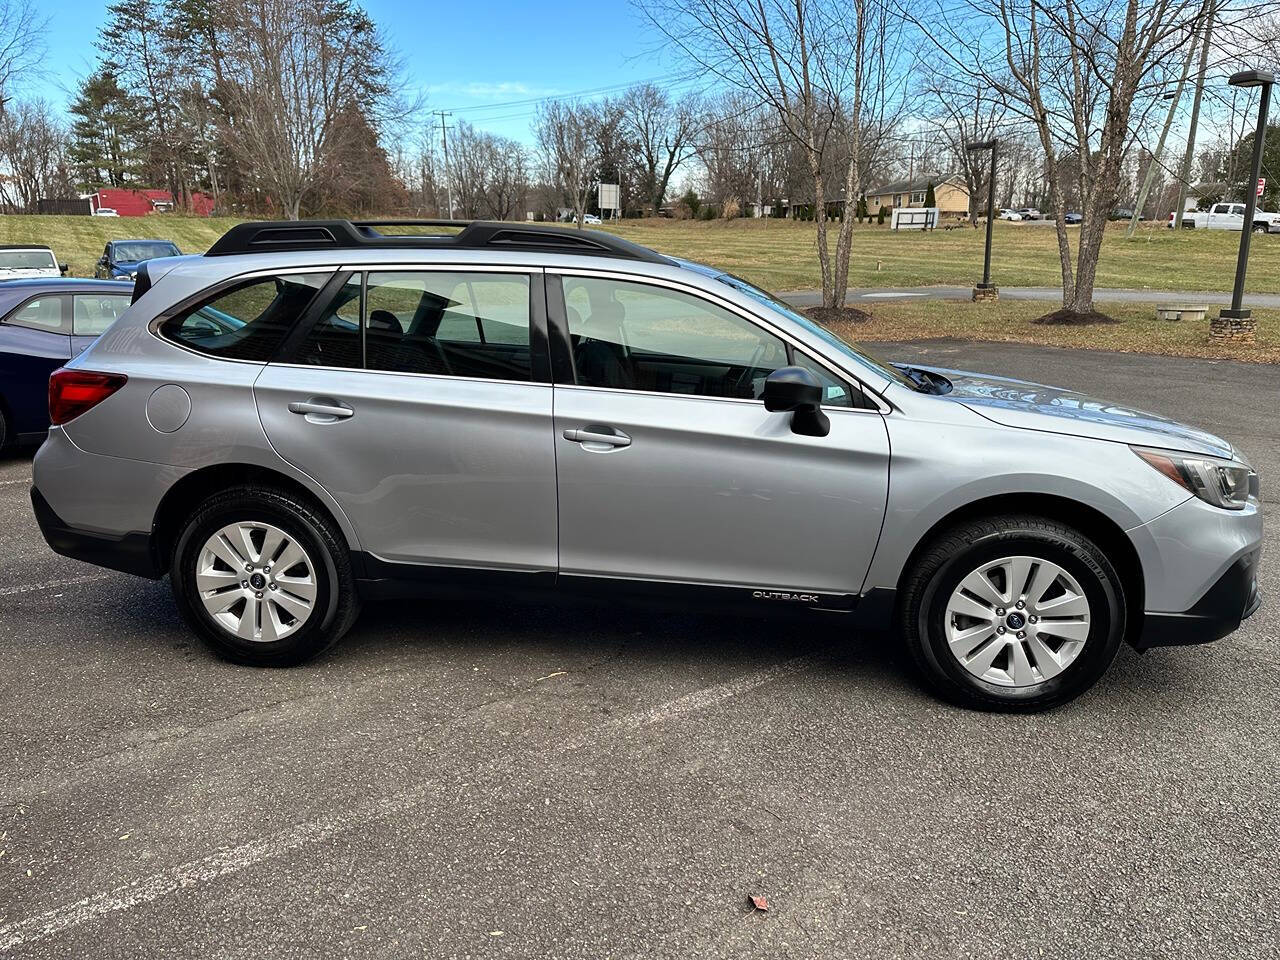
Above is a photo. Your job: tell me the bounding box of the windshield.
[113,241,180,262]
[0,249,57,271]
[713,272,918,389]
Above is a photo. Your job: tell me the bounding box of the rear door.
[549,272,890,600]
[0,293,71,435]
[253,267,558,576]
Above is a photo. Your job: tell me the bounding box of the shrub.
[699,204,716,220]
[924,181,936,207]
[877,206,887,224]
[681,188,701,219]
[722,198,741,219]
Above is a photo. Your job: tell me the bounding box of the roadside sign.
[599,183,620,218]
[1258,178,1266,198]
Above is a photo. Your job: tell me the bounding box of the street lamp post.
[967,139,999,302]
[1213,69,1275,343]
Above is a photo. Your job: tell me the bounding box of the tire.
[170,485,359,666]
[0,406,9,452]
[900,515,1126,712]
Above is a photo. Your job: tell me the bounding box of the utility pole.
[757,169,764,224]
[435,110,454,220]
[1175,0,1215,229]
[1127,10,1203,238]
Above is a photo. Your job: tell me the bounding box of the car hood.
[0,267,59,279]
[921,366,1234,459]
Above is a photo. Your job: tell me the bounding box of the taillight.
[48,369,128,426]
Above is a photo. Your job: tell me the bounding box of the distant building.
[864,173,969,218]
[88,188,216,217]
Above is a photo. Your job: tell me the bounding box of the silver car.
[30,220,1263,711]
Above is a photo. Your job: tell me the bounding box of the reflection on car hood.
[923,366,1234,459]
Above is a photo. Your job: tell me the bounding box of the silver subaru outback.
[30,220,1262,711]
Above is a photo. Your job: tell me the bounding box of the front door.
[551,274,890,599]
[254,267,557,574]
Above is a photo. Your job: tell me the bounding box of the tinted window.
[161,273,328,361]
[73,294,131,336]
[564,277,786,399]
[364,272,531,380]
[5,296,66,333]
[297,276,362,368]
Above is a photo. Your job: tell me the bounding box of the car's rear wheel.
[170,485,359,666]
[0,407,9,452]
[900,515,1126,712]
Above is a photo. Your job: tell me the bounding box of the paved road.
[783,286,1280,308]
[0,341,1275,959]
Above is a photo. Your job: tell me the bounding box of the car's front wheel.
[901,515,1126,712]
[170,486,359,666]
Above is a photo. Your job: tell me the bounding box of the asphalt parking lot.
[0,339,1275,959]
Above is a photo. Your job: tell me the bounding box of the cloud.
[425,81,562,101]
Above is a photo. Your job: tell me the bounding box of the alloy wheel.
[944,555,1091,688]
[196,521,317,642]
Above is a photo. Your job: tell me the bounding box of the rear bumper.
[30,487,161,579]
[1136,548,1262,649]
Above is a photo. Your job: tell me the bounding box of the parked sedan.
[998,209,1023,221]
[94,238,182,280]
[0,279,133,449]
[1064,212,1083,224]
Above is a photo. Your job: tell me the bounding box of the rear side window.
[73,294,131,336]
[161,273,329,361]
[5,295,67,333]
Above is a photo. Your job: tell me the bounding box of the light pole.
[967,139,999,301]
[1213,69,1274,342]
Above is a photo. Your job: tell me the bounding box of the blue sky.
[23,0,699,145]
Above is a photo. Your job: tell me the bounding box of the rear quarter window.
[160,273,329,361]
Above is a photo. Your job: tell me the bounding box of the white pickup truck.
[1171,202,1280,233]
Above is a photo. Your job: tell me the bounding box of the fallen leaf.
[535,671,567,682]
[749,895,769,912]
[118,834,130,841]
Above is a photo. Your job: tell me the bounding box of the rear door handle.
[288,399,354,422]
[563,427,631,448]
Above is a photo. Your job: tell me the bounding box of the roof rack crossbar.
[205,219,671,264]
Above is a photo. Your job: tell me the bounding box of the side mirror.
[59,263,69,275]
[762,366,830,437]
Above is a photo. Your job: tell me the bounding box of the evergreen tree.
[924,181,936,207]
[67,69,143,189]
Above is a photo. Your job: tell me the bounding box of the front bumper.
[31,487,161,578]
[1136,548,1262,648]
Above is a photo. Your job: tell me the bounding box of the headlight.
[1133,446,1256,510]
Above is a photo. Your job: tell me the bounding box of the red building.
[89,188,216,217]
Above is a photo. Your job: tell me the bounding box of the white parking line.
[0,654,818,952]
[0,574,113,598]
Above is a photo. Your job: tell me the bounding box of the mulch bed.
[803,306,874,325]
[1031,308,1121,325]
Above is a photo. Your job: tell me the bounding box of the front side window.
[161,273,329,361]
[73,294,131,336]
[563,276,787,400]
[5,296,66,333]
[364,271,532,380]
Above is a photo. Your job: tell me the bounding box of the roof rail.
[204,219,672,264]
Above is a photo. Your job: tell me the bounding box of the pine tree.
[924,181,936,208]
[67,70,145,189]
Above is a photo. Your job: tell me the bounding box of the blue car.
[93,238,182,280]
[0,278,133,449]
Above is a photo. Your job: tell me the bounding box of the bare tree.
[0,99,72,211]
[641,0,911,309]
[536,99,604,228]
[0,0,45,107]
[914,0,1208,318]
[622,83,700,214]
[215,0,394,219]
[924,77,1009,223]
[449,121,529,221]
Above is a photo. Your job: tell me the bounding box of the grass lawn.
[827,300,1280,364]
[604,217,1280,295]
[2,213,1276,362]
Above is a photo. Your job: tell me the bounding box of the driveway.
[0,341,1275,959]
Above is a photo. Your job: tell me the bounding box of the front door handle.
[563,426,631,448]
[288,399,354,422]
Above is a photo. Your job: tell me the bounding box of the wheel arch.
[151,462,361,574]
[892,492,1145,643]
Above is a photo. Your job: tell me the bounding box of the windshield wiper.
[893,364,953,395]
